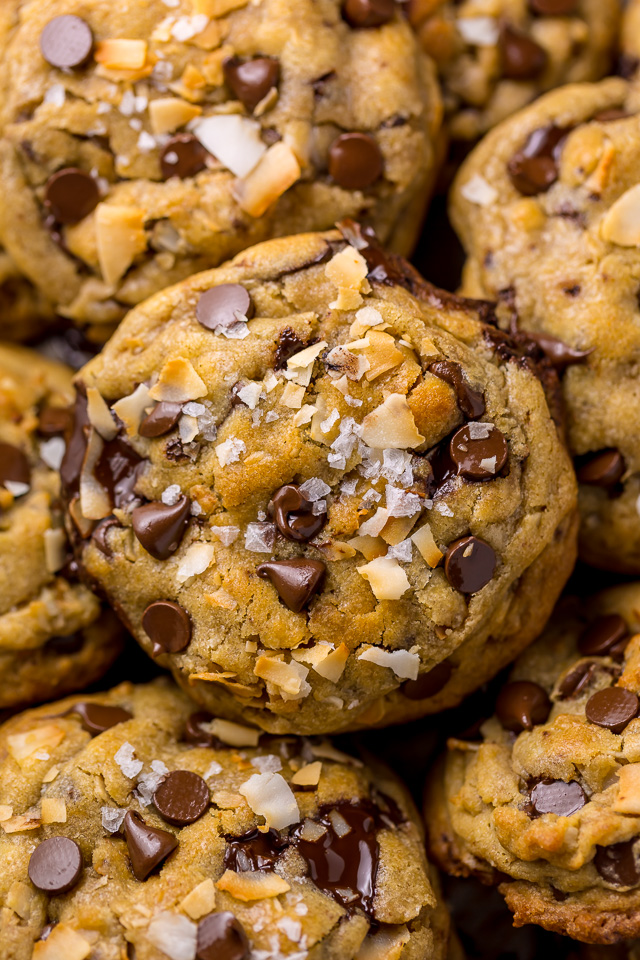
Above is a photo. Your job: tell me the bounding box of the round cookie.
[425,582,640,945]
[0,0,441,343]
[0,678,451,959]
[0,246,55,343]
[451,77,640,573]
[407,0,619,142]
[60,225,577,735]
[0,343,122,711]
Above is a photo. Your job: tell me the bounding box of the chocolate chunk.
[196,284,254,332]
[44,169,100,224]
[160,134,208,180]
[92,516,120,557]
[328,133,384,190]
[223,56,280,113]
[154,771,209,826]
[427,361,485,419]
[507,125,569,196]
[40,15,94,69]
[142,600,192,656]
[38,405,72,437]
[269,484,326,542]
[444,536,496,594]
[594,840,640,886]
[224,829,288,872]
[132,497,191,561]
[578,614,629,660]
[274,328,307,369]
[495,680,551,732]
[257,559,326,612]
[557,660,598,699]
[522,330,591,371]
[402,661,452,700]
[28,837,83,894]
[95,435,144,509]
[0,442,31,487]
[197,912,250,960]
[70,702,132,736]
[529,779,587,817]
[139,401,182,439]
[529,0,578,14]
[449,424,508,481]
[500,25,547,80]
[576,449,625,488]
[585,687,639,734]
[342,0,396,28]
[123,810,178,881]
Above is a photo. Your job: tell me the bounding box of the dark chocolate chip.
[576,449,625,488]
[39,923,57,941]
[269,484,326,542]
[594,840,640,887]
[142,600,192,656]
[427,360,486,419]
[138,401,183,438]
[449,424,508,481]
[160,134,208,180]
[274,328,307,370]
[28,837,82,894]
[197,912,250,960]
[402,661,452,700]
[342,0,396,28]
[40,15,94,69]
[500,25,547,80]
[328,133,384,190]
[196,284,254,332]
[92,516,120,557]
[184,711,217,748]
[557,660,598,700]
[69,702,132,736]
[123,810,178,882]
[44,169,100,224]
[0,442,31,487]
[522,330,591,371]
[223,56,280,113]
[529,0,578,14]
[495,680,551,733]
[38,406,72,437]
[507,125,569,196]
[578,614,629,659]
[444,536,496,594]
[224,828,288,872]
[529,779,587,817]
[257,558,326,613]
[585,687,639,734]
[132,497,191,561]
[153,770,209,827]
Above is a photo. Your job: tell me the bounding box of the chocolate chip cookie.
[622,0,640,76]
[0,677,452,959]
[450,77,640,573]
[407,0,619,142]
[0,343,122,710]
[60,225,577,735]
[0,0,441,342]
[425,582,640,945]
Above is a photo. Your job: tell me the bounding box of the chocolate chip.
[495,680,551,732]
[142,600,192,656]
[594,840,640,887]
[269,484,326,542]
[449,424,508,481]
[38,405,72,437]
[507,125,569,196]
[223,56,280,113]
[197,912,250,960]
[328,133,384,190]
[427,361,486,419]
[132,497,191,561]
[257,559,326,613]
[70,702,132,736]
[522,330,591,371]
[40,15,93,69]
[529,779,587,817]
[500,25,547,80]
[342,0,396,28]
[578,614,629,660]
[593,109,629,123]
[402,661,452,700]
[274,328,307,370]
[558,661,598,699]
[184,711,218,748]
[196,284,254,332]
[28,837,83,894]
[585,687,638,734]
[46,633,84,655]
[444,536,496,594]
[123,810,178,882]
[576,449,625,488]
[0,442,31,487]
[529,0,578,14]
[92,516,120,557]
[160,134,208,180]
[44,168,100,224]
[153,770,209,826]
[138,402,182,439]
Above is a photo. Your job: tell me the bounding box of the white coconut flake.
[354,306,384,329]
[358,647,420,680]
[278,917,302,943]
[239,773,300,830]
[194,115,266,178]
[251,754,282,774]
[101,807,126,834]
[237,382,263,409]
[40,436,66,470]
[171,13,209,41]
[177,543,215,583]
[146,912,197,960]
[298,478,331,501]
[245,522,276,553]
[479,456,497,474]
[457,16,499,46]
[216,438,246,466]
[460,173,498,207]
[4,480,29,497]
[44,83,65,107]
[467,422,492,440]
[162,484,182,505]
[115,742,143,779]
[137,130,157,153]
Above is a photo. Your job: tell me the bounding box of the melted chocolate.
[224,829,288,873]
[428,361,486,419]
[274,328,309,370]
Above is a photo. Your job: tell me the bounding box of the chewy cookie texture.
[0,0,441,342]
[0,679,451,959]
[452,77,640,573]
[0,343,121,712]
[60,225,577,735]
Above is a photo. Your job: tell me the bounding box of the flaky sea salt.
[135,760,169,806]
[385,484,422,518]
[388,540,413,563]
[162,484,182,505]
[171,13,208,41]
[216,438,246,466]
[434,502,454,517]
[101,807,126,834]
[245,522,276,553]
[298,478,330,502]
[114,742,143,779]
[251,754,282,774]
[460,173,498,207]
[43,83,65,107]
[340,478,358,496]
[467,421,492,440]
[213,526,240,546]
[204,760,223,779]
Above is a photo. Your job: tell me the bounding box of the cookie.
[450,77,640,573]
[60,225,577,735]
[407,0,619,142]
[621,0,640,77]
[0,246,55,343]
[0,343,122,710]
[0,0,441,342]
[425,582,640,945]
[0,678,451,959]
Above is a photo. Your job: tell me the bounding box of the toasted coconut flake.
[177,543,215,584]
[358,507,389,538]
[32,924,92,960]
[326,246,368,311]
[357,557,411,601]
[0,805,12,821]
[381,514,419,546]
[194,114,265,178]
[44,528,68,574]
[362,331,404,382]
[112,384,153,436]
[149,97,202,135]
[460,173,498,207]
[96,204,147,287]
[180,878,217,920]
[412,523,443,568]
[149,357,207,403]
[95,39,147,70]
[86,387,118,441]
[360,394,425,450]
[348,535,387,561]
[358,646,419,680]
[7,880,31,920]
[293,404,317,427]
[291,761,322,787]
[206,719,260,747]
[41,798,67,824]
[329,809,352,837]
[614,763,640,813]
[146,912,197,960]
[287,342,327,370]
[233,142,301,218]
[216,869,291,901]
[299,818,328,841]
[317,540,356,561]
[43,766,59,783]
[280,382,306,409]
[324,345,369,381]
[356,925,411,960]
[205,588,237,611]
[254,657,311,700]
[239,772,300,830]
[79,429,111,521]
[313,643,349,683]
[601,184,640,246]
[2,813,41,833]
[8,724,65,764]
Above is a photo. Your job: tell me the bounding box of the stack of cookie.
[0,1,638,958]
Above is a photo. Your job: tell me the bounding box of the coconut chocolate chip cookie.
[0,0,441,342]
[0,678,451,959]
[0,344,122,711]
[60,225,577,735]
[406,0,619,142]
[450,77,640,573]
[425,582,640,945]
